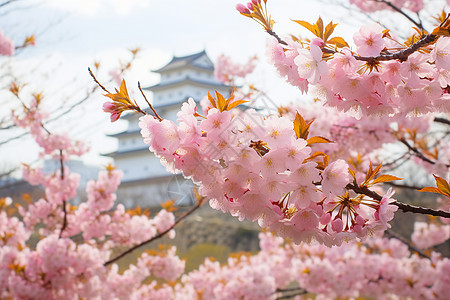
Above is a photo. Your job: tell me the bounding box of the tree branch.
[104,202,202,266]
[345,183,450,218]
[374,0,424,30]
[266,27,437,64]
[267,29,288,45]
[355,33,437,62]
[0,0,19,9]
[398,138,450,167]
[392,201,450,218]
[434,117,450,126]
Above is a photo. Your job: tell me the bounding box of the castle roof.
[153,50,214,73]
[144,76,228,92]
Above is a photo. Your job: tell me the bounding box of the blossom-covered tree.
[1,0,450,299]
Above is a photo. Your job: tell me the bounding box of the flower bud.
[236,3,250,14]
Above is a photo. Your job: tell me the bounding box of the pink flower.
[353,24,385,57]
[103,102,121,122]
[321,160,350,197]
[431,37,450,70]
[0,30,14,56]
[294,43,328,84]
[236,3,250,14]
[376,188,397,224]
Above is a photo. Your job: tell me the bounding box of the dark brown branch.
[398,138,443,166]
[345,183,450,218]
[267,29,288,45]
[434,117,450,126]
[355,33,437,62]
[59,200,67,239]
[346,183,382,201]
[393,201,450,218]
[104,202,202,266]
[266,28,437,64]
[385,229,430,259]
[374,0,423,30]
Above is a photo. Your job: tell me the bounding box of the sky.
[0,0,375,175]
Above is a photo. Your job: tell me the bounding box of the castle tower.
[107,51,231,208]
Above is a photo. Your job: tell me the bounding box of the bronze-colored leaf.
[227,99,248,110]
[433,175,450,197]
[293,19,320,38]
[323,21,338,42]
[371,175,403,185]
[306,136,333,146]
[327,36,349,48]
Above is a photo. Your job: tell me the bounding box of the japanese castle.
[107,51,231,207]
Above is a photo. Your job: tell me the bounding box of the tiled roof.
[144,76,228,91]
[153,50,214,72]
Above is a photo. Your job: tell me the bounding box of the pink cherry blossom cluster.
[12,96,89,160]
[411,221,450,249]
[267,34,450,117]
[214,54,258,84]
[0,29,14,56]
[171,231,449,299]
[2,95,186,299]
[350,0,427,13]
[139,98,400,246]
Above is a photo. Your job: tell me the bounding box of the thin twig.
[375,0,424,30]
[385,229,430,259]
[0,0,19,8]
[104,202,202,266]
[399,138,450,168]
[88,67,110,94]
[138,81,163,122]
